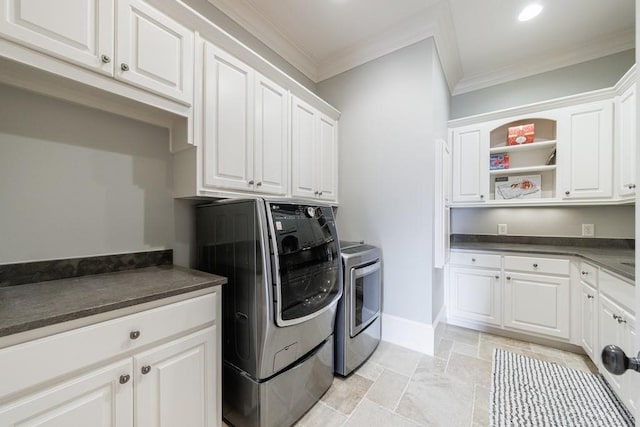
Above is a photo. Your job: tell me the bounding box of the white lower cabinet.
[0,359,133,426]
[503,272,570,339]
[135,327,217,427]
[448,267,501,326]
[579,281,598,359]
[0,292,221,427]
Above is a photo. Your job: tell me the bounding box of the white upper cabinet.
[452,126,488,203]
[116,0,194,105]
[291,96,338,202]
[615,84,636,199]
[0,0,194,105]
[254,73,289,195]
[201,42,288,196]
[559,100,614,200]
[202,43,254,192]
[0,0,114,75]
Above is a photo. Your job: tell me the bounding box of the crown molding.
[452,28,635,95]
[207,0,319,81]
[206,0,463,90]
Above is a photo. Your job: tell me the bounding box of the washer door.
[350,260,382,337]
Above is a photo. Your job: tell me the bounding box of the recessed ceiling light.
[518,3,543,21]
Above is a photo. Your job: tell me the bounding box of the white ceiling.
[207,0,635,94]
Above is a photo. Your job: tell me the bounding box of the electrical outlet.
[582,224,595,237]
[498,224,508,235]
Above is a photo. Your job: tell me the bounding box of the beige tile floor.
[292,324,598,427]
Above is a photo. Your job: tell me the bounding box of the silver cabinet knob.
[318,191,323,196]
[581,271,588,275]
[101,54,111,64]
[248,180,254,185]
[495,275,500,279]
[506,276,511,280]
[471,258,476,262]
[314,191,319,195]
[480,194,484,199]
[141,365,151,375]
[617,317,627,324]
[613,314,620,320]
[256,182,262,186]
[119,374,131,384]
[129,330,141,340]
[121,63,130,71]
[533,263,538,268]
[630,184,636,189]
[565,191,570,195]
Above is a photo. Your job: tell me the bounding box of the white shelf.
[489,140,556,154]
[489,165,557,175]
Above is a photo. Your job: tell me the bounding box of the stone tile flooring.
[293,324,598,427]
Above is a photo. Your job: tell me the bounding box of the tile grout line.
[391,356,421,413]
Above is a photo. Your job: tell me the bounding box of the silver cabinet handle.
[121,63,130,71]
[587,294,594,299]
[248,180,254,185]
[256,182,262,186]
[141,365,151,375]
[618,317,627,324]
[581,271,588,275]
[506,276,511,280]
[613,314,620,320]
[630,184,636,189]
[119,374,131,384]
[314,191,319,195]
[130,330,141,340]
[318,191,323,196]
[101,54,111,64]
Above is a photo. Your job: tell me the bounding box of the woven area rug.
[491,349,635,427]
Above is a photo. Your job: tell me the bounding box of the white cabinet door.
[448,267,502,326]
[291,96,318,200]
[0,359,133,427]
[0,0,114,75]
[202,43,254,191]
[580,281,598,360]
[616,84,636,198]
[599,294,626,395]
[561,101,613,199]
[116,0,194,105]
[317,114,338,202]
[504,272,570,339]
[255,73,288,195]
[452,127,489,203]
[134,327,217,427]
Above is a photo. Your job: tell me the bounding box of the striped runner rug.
[491,349,635,427]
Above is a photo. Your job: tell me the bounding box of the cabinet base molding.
[445,316,584,355]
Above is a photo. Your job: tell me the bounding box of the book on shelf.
[490,153,509,170]
[494,175,541,200]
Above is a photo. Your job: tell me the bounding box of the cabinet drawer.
[504,255,570,276]
[599,270,634,314]
[579,261,598,287]
[0,292,217,399]
[449,252,501,269]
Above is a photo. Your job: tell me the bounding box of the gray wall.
[0,84,188,264]
[451,206,635,238]
[451,49,635,119]
[317,39,449,325]
[182,0,316,92]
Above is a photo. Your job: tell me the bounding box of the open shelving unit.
[488,118,557,201]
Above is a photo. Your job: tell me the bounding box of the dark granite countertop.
[0,265,226,338]
[451,241,635,282]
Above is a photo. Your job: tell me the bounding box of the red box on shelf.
[507,124,535,145]
[490,153,509,170]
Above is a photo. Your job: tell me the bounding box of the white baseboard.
[381,313,438,356]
